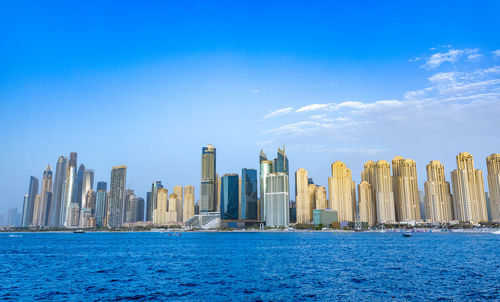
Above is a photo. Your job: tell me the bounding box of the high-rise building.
[451,152,488,223]
[295,168,311,224]
[125,191,138,223]
[36,165,52,227]
[241,168,258,220]
[486,153,500,222]
[49,156,66,227]
[75,164,86,206]
[358,181,375,226]
[146,192,152,221]
[328,161,356,222]
[392,156,421,222]
[264,172,290,227]
[95,182,107,227]
[216,174,221,215]
[174,185,183,222]
[21,176,39,227]
[81,169,94,203]
[136,197,145,222]
[361,160,396,224]
[32,194,41,226]
[183,185,195,223]
[7,208,21,227]
[80,189,96,228]
[201,144,217,212]
[149,181,163,222]
[153,188,168,225]
[419,190,426,221]
[167,193,179,223]
[108,165,127,227]
[274,146,289,173]
[259,150,273,222]
[315,186,328,210]
[61,152,78,227]
[221,174,239,220]
[424,161,454,222]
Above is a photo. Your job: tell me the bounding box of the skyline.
[2,1,500,213]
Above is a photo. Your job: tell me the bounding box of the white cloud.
[467,53,482,60]
[263,107,293,119]
[251,89,260,94]
[296,103,332,112]
[421,48,479,69]
[492,50,500,58]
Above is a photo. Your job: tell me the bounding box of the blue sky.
[1,1,500,213]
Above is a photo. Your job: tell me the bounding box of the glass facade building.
[95,190,107,227]
[221,174,239,220]
[201,145,217,212]
[241,168,258,220]
[108,165,127,227]
[265,172,290,227]
[49,156,67,227]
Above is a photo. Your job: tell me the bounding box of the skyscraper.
[108,165,127,227]
[125,191,138,223]
[95,181,107,227]
[183,185,195,223]
[32,194,41,226]
[265,172,290,227]
[451,152,488,223]
[153,188,168,225]
[328,161,356,222]
[274,146,289,173]
[174,185,183,222]
[315,186,328,210]
[136,197,145,222]
[221,174,239,220]
[79,169,94,227]
[168,193,179,223]
[80,189,96,228]
[361,160,396,224]
[424,160,453,222]
[486,153,500,222]
[36,165,52,227]
[259,150,272,221]
[146,192,152,221]
[201,144,217,212]
[241,168,258,220]
[49,156,66,227]
[358,181,375,226]
[392,156,421,222]
[295,168,311,224]
[62,152,78,227]
[75,164,85,206]
[149,181,163,222]
[21,176,39,227]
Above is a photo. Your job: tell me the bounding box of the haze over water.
[1,232,499,301]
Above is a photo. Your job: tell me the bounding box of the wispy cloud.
[251,89,260,94]
[296,103,332,112]
[421,48,479,69]
[263,107,293,119]
[492,50,500,58]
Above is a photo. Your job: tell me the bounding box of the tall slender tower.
[424,161,453,222]
[295,168,311,224]
[315,186,328,209]
[108,165,127,227]
[62,152,78,227]
[37,165,53,227]
[328,161,356,222]
[21,176,39,227]
[154,188,168,225]
[49,156,67,227]
[487,154,500,222]
[374,160,396,223]
[259,150,272,221]
[392,156,421,222]
[183,185,195,223]
[75,164,86,207]
[201,145,217,212]
[221,174,239,220]
[264,172,290,227]
[174,185,183,222]
[451,152,487,223]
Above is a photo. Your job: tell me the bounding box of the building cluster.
[10,147,500,229]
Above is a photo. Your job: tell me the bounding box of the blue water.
[0,232,499,301]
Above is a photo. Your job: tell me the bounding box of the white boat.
[492,230,500,235]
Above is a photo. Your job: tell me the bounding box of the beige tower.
[154,188,168,225]
[328,161,356,222]
[216,174,221,213]
[168,193,179,223]
[315,186,328,209]
[183,185,195,223]
[392,156,421,222]
[295,168,311,223]
[451,152,488,223]
[32,194,42,226]
[369,160,396,223]
[361,161,377,221]
[174,186,183,222]
[487,154,500,222]
[308,184,317,215]
[424,161,453,222]
[358,181,375,226]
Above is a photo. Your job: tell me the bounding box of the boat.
[403,231,411,237]
[73,229,85,233]
[492,230,500,235]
